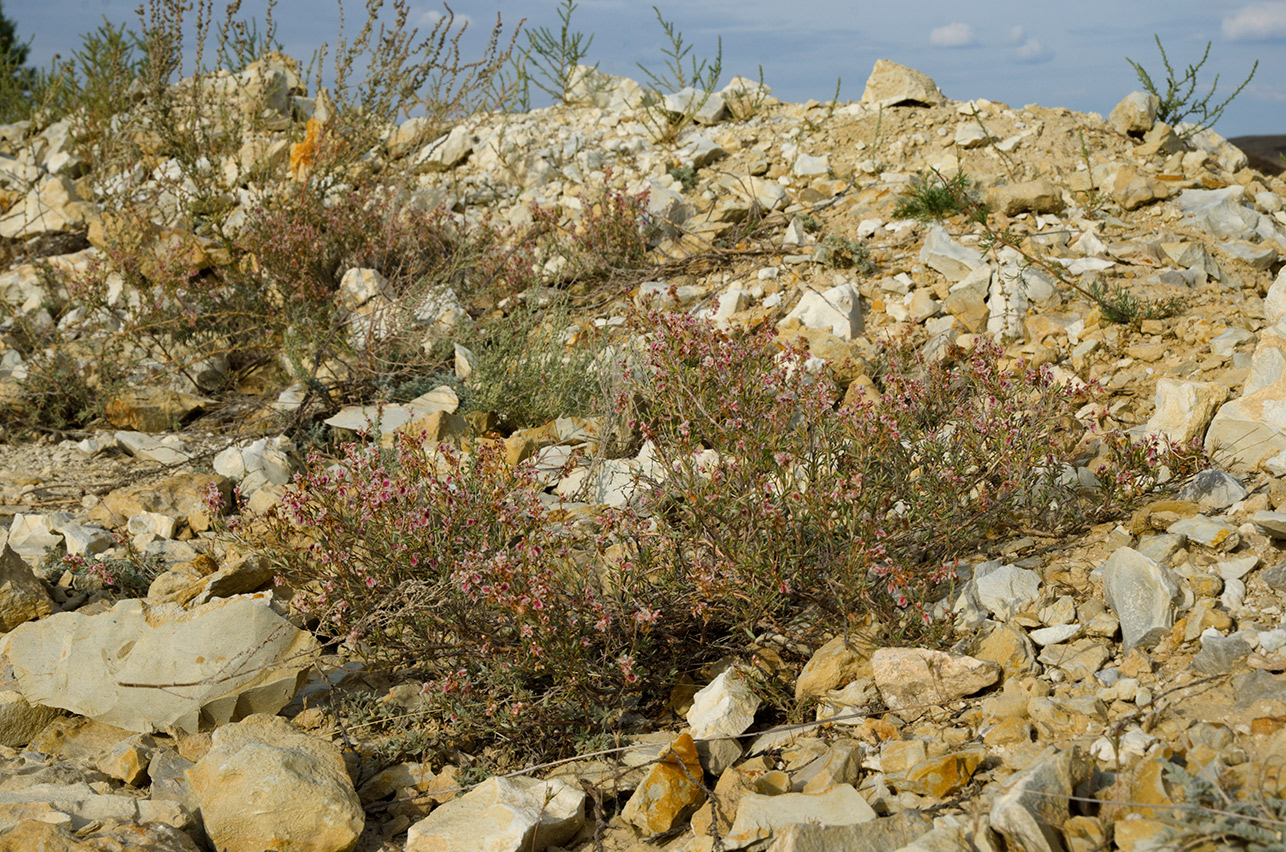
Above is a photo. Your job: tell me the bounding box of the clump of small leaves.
[1088,279,1185,327]
[668,164,697,192]
[1126,35,1258,134]
[894,171,987,222]
[1159,758,1286,852]
[460,292,607,429]
[819,234,875,273]
[60,549,167,600]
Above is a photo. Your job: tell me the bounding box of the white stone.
[406,775,585,852]
[920,224,983,282]
[2,594,317,733]
[127,511,176,541]
[1109,91,1159,135]
[337,267,388,312]
[1091,547,1181,651]
[727,785,876,847]
[967,562,1042,622]
[713,288,751,326]
[188,714,363,852]
[55,523,113,559]
[792,154,830,178]
[861,59,946,107]
[686,667,760,740]
[213,437,294,497]
[1028,624,1081,647]
[955,123,989,148]
[781,281,864,339]
[114,432,193,465]
[1145,379,1228,445]
[6,514,63,566]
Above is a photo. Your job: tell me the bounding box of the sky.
[4,0,1284,138]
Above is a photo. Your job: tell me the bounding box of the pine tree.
[0,2,32,121]
[0,1,29,71]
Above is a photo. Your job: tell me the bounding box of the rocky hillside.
[0,49,1282,852]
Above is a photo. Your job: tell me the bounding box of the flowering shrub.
[612,313,1199,640]
[246,313,1201,760]
[255,437,677,758]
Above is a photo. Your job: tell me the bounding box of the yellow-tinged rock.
[1113,818,1174,852]
[795,634,876,701]
[620,732,706,835]
[889,746,986,798]
[690,766,754,838]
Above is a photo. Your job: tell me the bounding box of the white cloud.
[1015,37,1052,62]
[1007,25,1025,43]
[1223,2,1286,40]
[930,22,975,48]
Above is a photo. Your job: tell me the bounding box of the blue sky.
[6,0,1284,137]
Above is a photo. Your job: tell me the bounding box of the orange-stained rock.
[290,117,323,180]
[620,732,706,835]
[889,746,986,798]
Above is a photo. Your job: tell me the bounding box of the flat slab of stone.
[872,648,1000,717]
[1091,547,1180,651]
[406,775,584,852]
[2,594,317,734]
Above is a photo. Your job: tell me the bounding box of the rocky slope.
[0,54,1282,852]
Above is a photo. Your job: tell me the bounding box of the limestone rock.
[1091,547,1181,651]
[6,514,65,568]
[104,387,208,433]
[987,180,1065,217]
[942,264,993,333]
[691,767,755,839]
[861,60,945,107]
[919,224,983,282]
[1265,267,1286,327]
[0,818,200,851]
[92,473,231,533]
[887,746,986,798]
[0,689,62,748]
[1111,167,1170,210]
[687,667,760,740]
[0,781,191,835]
[795,635,873,701]
[1173,186,1286,248]
[1144,379,1228,444]
[957,562,1041,623]
[0,544,53,630]
[188,714,363,852]
[96,733,157,786]
[1110,91,1160,136]
[727,785,877,847]
[416,124,477,172]
[1167,514,1239,551]
[1177,469,1247,512]
[0,175,93,239]
[621,732,705,835]
[782,281,864,339]
[872,649,1000,717]
[1192,633,1253,674]
[406,774,583,852]
[3,594,317,733]
[663,87,727,125]
[990,747,1090,852]
[973,623,1040,678]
